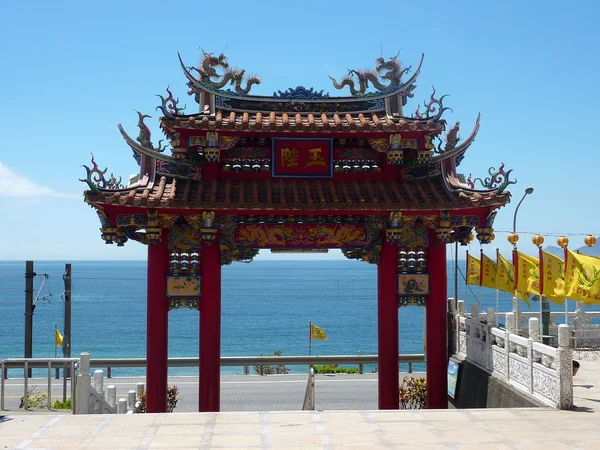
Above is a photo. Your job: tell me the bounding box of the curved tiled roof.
[162,112,446,134]
[85,175,509,212]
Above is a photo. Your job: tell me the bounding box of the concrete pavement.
[1,356,600,448]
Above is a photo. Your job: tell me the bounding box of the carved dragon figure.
[190,50,261,94]
[437,121,460,153]
[136,111,165,152]
[329,53,410,96]
[211,68,262,94]
[375,52,410,86]
[192,50,230,83]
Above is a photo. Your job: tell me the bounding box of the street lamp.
[506,187,534,335]
[512,187,534,233]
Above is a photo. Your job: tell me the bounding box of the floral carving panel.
[509,357,530,389]
[492,348,506,376]
[533,367,559,404]
[235,224,367,248]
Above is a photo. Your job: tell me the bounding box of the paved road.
[1,372,423,412]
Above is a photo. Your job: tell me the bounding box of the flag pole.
[512,246,521,334]
[479,248,484,308]
[563,240,570,326]
[538,244,544,330]
[54,323,57,359]
[309,321,312,356]
[495,249,500,314]
[465,250,469,305]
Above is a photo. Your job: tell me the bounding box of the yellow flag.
[466,253,481,286]
[55,329,63,346]
[517,252,541,302]
[541,250,566,305]
[564,250,600,305]
[481,253,497,289]
[496,252,528,302]
[310,323,327,341]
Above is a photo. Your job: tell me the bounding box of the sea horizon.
[1,259,595,378]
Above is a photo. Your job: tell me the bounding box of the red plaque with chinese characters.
[272,138,333,178]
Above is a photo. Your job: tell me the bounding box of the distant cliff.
[544,244,600,257]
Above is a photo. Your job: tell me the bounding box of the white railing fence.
[75,352,143,414]
[453,300,573,409]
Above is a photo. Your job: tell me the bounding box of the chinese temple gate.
[82,50,511,412]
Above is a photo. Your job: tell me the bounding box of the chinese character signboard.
[272,138,333,178]
[166,276,201,297]
[398,274,430,295]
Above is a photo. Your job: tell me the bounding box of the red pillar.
[146,230,170,413]
[378,237,399,409]
[199,238,221,412]
[426,229,448,409]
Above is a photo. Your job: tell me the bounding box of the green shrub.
[398,376,427,409]
[19,386,48,409]
[136,386,179,413]
[313,364,359,374]
[254,350,290,375]
[52,398,72,409]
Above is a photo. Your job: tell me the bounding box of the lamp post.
[512,187,534,233]
[507,187,534,333]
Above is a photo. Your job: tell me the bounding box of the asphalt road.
[1,372,423,413]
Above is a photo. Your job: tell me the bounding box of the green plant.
[398,376,427,409]
[52,398,72,409]
[167,385,179,413]
[254,350,290,375]
[135,386,179,413]
[313,364,359,374]
[19,386,49,409]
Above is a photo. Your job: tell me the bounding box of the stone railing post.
[127,390,137,413]
[107,385,117,409]
[527,335,534,394]
[93,370,104,395]
[75,352,91,414]
[117,398,127,414]
[505,312,515,334]
[487,308,496,327]
[456,300,465,355]
[471,303,479,322]
[485,308,495,371]
[556,324,573,409]
[457,300,465,317]
[505,312,514,381]
[529,317,541,342]
[448,297,456,315]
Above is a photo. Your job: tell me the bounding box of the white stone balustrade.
[453,303,573,409]
[74,352,145,414]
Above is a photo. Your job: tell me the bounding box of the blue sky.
[1,1,598,261]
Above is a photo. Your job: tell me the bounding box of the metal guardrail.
[0,358,78,412]
[88,354,425,377]
[1,354,425,411]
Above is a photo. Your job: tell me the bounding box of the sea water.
[0,259,594,377]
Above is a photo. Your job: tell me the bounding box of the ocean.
[0,259,594,377]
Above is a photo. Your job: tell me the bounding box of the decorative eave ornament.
[467,163,517,194]
[80,154,123,194]
[180,50,261,96]
[329,53,423,99]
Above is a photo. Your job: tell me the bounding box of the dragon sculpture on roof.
[190,50,261,94]
[329,53,411,96]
